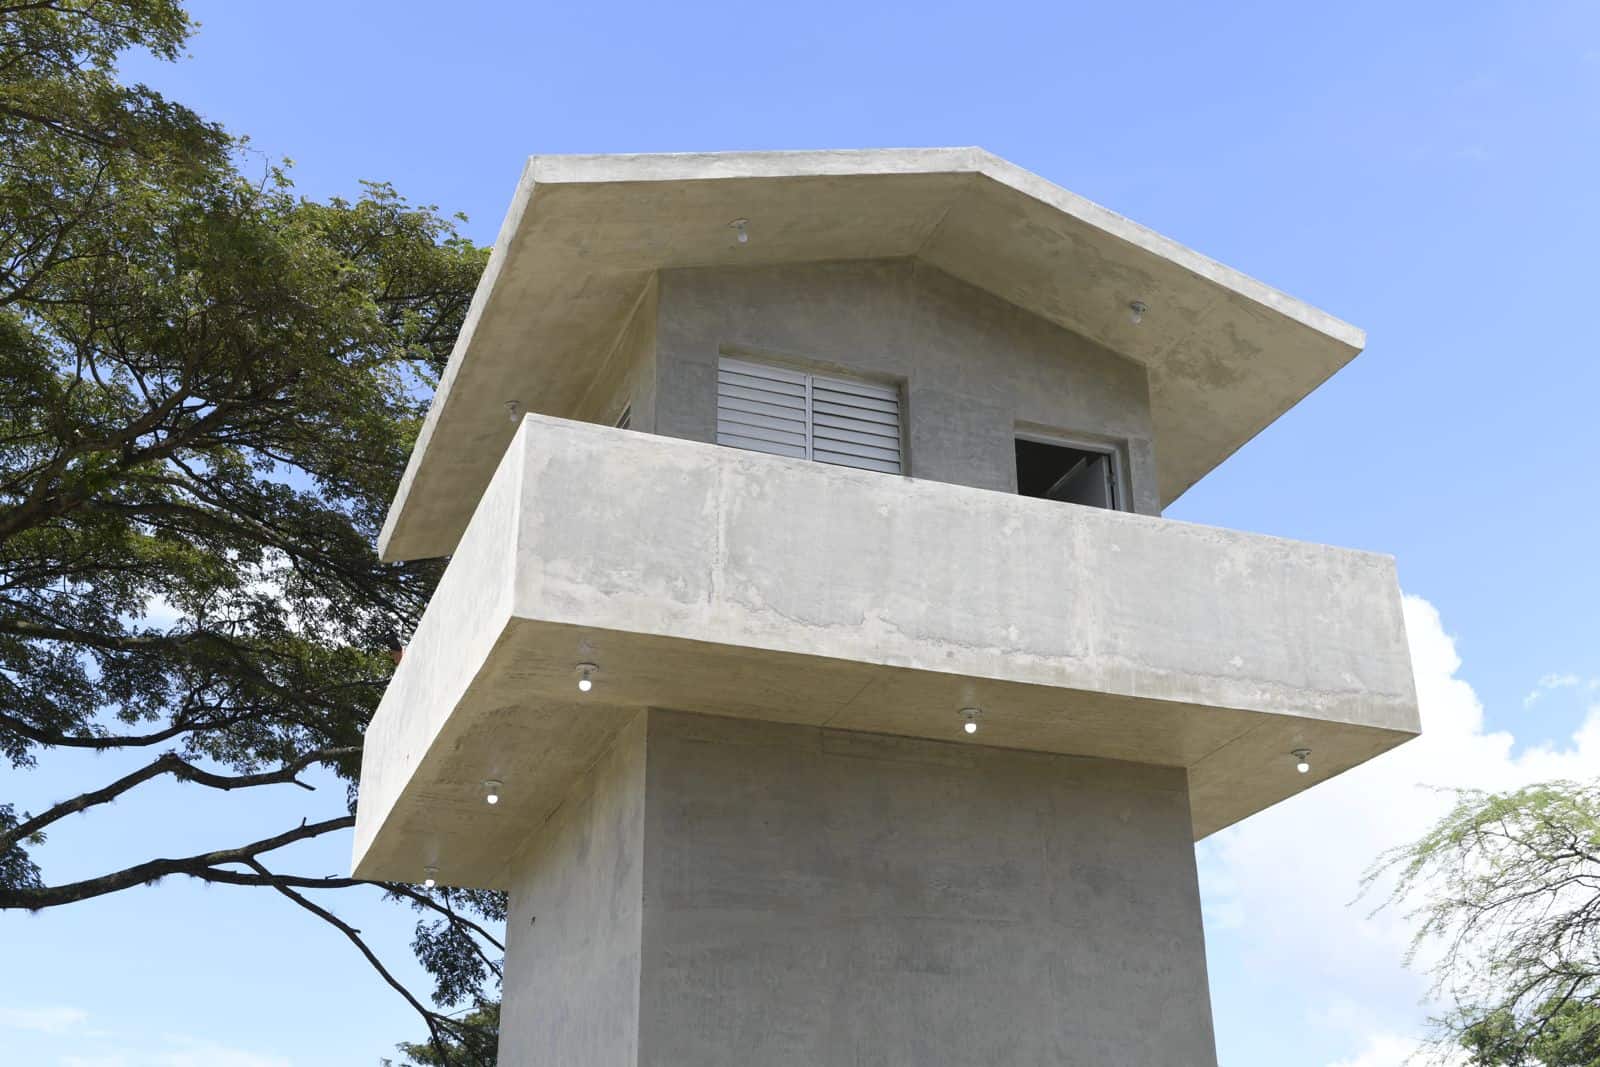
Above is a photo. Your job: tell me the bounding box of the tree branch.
[0,814,354,908]
[244,858,485,1067]
[0,707,244,751]
[0,746,358,853]
[187,869,507,954]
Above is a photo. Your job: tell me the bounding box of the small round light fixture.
[729,218,750,245]
[483,779,503,806]
[960,707,982,736]
[1291,748,1311,775]
[1129,300,1148,326]
[422,865,439,889]
[505,400,523,423]
[576,662,598,693]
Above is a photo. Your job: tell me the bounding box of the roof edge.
[524,147,1365,353]
[968,152,1366,352]
[525,146,991,186]
[378,157,542,560]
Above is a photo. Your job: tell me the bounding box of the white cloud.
[1,1009,287,1067]
[1199,594,1600,1065]
[48,1031,289,1067]
[0,1005,89,1033]
[137,592,185,631]
[41,1030,291,1067]
[1523,671,1598,708]
[1325,1031,1475,1067]
[148,1036,292,1067]
[1326,1032,1447,1067]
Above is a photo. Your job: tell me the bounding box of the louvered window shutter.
[716,358,811,459]
[716,357,903,475]
[808,374,902,474]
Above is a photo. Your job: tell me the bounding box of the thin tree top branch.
[244,858,489,1067]
[188,868,507,953]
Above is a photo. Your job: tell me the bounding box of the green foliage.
[1456,1000,1600,1066]
[1370,781,1600,1065]
[0,2,500,1061]
[392,886,508,1007]
[0,803,41,888]
[390,1001,500,1067]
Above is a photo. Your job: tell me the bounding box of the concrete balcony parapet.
[352,414,1417,887]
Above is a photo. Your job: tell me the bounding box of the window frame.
[1013,429,1130,513]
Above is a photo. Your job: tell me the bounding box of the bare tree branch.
[0,707,239,750]
[245,858,488,1067]
[0,814,355,908]
[186,868,507,954]
[0,746,358,853]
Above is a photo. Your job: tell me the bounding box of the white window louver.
[717,357,903,475]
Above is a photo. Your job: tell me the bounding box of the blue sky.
[4,1,1599,1064]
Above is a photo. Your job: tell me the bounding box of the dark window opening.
[1015,438,1120,510]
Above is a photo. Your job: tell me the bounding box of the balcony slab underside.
[352,415,1419,888]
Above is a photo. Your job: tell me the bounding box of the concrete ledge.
[353,415,1418,886]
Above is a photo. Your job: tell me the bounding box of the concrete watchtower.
[352,149,1419,1066]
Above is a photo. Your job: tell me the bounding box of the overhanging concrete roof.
[379,147,1365,562]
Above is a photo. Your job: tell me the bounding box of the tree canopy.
[0,2,499,1060]
[1371,780,1600,1065]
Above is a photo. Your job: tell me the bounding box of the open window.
[1015,437,1122,510]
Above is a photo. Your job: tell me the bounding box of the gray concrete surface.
[376,148,1366,561]
[496,709,1219,1066]
[650,259,1160,514]
[356,145,1414,1067]
[499,711,646,1067]
[350,414,1417,886]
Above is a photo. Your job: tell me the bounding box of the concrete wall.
[647,258,1161,515]
[574,274,658,430]
[502,709,1218,1065]
[500,712,648,1067]
[637,710,1217,1066]
[351,429,525,874]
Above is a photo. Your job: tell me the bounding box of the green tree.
[388,1001,501,1067]
[0,2,500,1060]
[1370,781,1600,1065]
